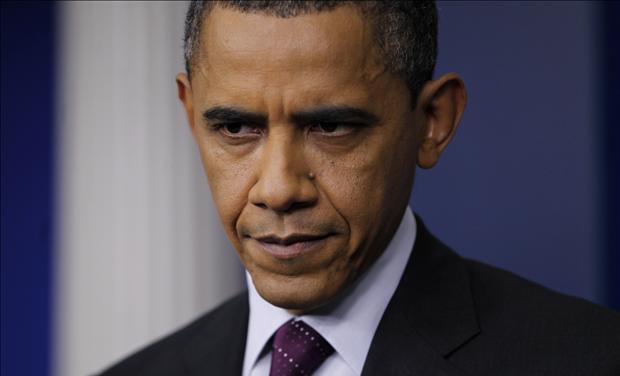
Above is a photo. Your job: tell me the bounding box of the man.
[102,1,620,375]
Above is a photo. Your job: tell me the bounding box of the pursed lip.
[250,233,332,259]
[254,233,329,245]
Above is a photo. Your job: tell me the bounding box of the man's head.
[176,0,466,312]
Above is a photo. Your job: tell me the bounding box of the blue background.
[413,2,619,308]
[2,2,55,376]
[1,2,618,375]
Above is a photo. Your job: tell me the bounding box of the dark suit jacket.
[101,219,620,375]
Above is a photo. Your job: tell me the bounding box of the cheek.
[312,128,416,247]
[311,145,389,241]
[198,139,255,234]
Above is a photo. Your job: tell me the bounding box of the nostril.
[254,202,268,209]
[248,165,319,212]
[289,201,314,211]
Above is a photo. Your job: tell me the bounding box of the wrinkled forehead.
[198,5,380,82]
[193,5,387,107]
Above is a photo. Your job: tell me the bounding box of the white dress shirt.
[242,207,417,376]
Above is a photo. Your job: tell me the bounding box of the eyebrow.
[202,106,267,125]
[291,106,379,125]
[202,105,379,126]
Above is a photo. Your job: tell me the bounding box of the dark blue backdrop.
[1,2,55,376]
[413,1,619,309]
[601,0,620,313]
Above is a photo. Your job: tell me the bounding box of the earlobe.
[416,73,467,169]
[417,139,440,169]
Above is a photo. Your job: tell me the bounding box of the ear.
[176,72,197,134]
[415,73,467,169]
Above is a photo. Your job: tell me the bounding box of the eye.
[309,122,356,137]
[317,123,338,132]
[216,123,261,137]
[225,123,242,134]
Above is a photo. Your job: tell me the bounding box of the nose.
[248,133,318,213]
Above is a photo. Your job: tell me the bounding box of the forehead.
[194,5,388,111]
[203,5,373,68]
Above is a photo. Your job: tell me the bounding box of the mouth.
[251,233,332,259]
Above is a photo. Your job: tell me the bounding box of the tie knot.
[270,319,334,376]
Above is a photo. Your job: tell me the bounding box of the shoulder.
[465,258,619,334]
[456,259,620,373]
[98,291,248,376]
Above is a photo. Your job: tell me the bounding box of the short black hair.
[183,1,437,106]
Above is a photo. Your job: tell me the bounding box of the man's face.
[182,6,421,311]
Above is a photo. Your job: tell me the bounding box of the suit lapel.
[362,217,480,376]
[183,292,249,376]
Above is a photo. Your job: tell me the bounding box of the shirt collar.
[243,207,416,375]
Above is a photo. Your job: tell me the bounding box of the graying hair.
[183,1,437,105]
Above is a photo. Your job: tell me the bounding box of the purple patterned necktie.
[269,319,335,376]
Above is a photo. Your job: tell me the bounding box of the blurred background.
[1,1,618,375]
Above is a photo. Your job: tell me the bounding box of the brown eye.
[225,123,242,134]
[216,123,260,137]
[309,122,357,137]
[318,123,338,132]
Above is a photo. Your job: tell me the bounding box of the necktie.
[269,319,335,376]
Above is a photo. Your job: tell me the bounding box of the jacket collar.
[362,216,480,375]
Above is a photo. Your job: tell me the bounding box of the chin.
[253,271,342,313]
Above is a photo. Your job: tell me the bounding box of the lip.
[251,233,331,260]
